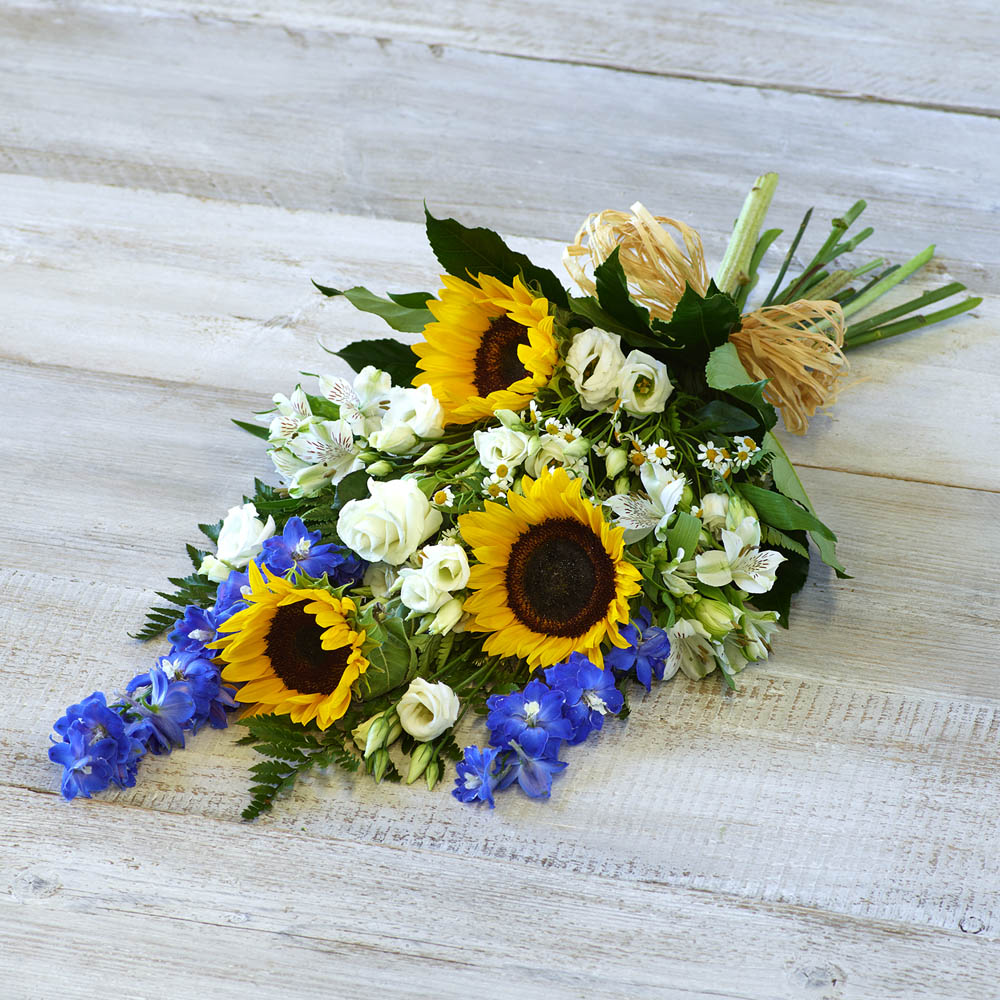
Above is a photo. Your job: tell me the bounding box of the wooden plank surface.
[3,0,1000,996]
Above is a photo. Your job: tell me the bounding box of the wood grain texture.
[9,0,1000,115]
[0,6,997,293]
[5,787,999,1000]
[1,177,996,490]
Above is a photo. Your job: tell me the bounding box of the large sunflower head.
[412,273,558,424]
[458,467,642,669]
[210,562,368,729]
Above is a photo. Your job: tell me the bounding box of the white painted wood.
[5,787,999,1000]
[1,177,996,489]
[0,6,997,292]
[10,0,1000,115]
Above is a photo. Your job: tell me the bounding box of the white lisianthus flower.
[474,425,536,475]
[398,569,451,614]
[367,385,445,456]
[700,493,730,533]
[428,597,465,636]
[694,516,787,593]
[337,478,442,565]
[287,418,365,485]
[397,678,461,741]
[605,446,628,478]
[198,503,276,582]
[419,543,470,592]
[618,350,673,415]
[666,618,718,680]
[564,328,627,410]
[524,432,590,478]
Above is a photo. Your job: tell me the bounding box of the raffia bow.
[564,205,848,433]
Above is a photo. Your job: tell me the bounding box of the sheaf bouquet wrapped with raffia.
[48,173,979,816]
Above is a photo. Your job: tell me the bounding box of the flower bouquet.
[48,173,979,816]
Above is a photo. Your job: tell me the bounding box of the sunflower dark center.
[505,517,616,637]
[265,603,349,696]
[473,315,530,396]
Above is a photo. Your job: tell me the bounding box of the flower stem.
[715,172,779,298]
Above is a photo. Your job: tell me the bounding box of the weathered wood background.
[2,2,999,996]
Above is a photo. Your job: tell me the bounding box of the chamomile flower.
[482,474,512,500]
[645,438,676,466]
[431,486,455,508]
[592,440,611,459]
[732,436,760,469]
[542,416,565,436]
[628,445,646,470]
[559,421,583,444]
[697,440,731,477]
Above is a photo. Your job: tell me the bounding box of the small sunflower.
[412,273,558,424]
[458,467,642,669]
[210,561,368,729]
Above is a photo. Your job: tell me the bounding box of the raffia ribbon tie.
[563,202,709,321]
[729,300,849,435]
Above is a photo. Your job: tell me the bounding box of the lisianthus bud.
[726,495,757,531]
[693,596,741,638]
[700,493,730,532]
[371,748,390,783]
[363,715,390,758]
[406,742,436,784]
[424,760,441,791]
[414,443,449,467]
[366,460,392,477]
[605,447,628,478]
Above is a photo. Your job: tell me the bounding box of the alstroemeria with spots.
[694,516,786,594]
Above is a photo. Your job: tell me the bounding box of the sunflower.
[210,561,368,729]
[458,467,642,669]
[412,273,558,424]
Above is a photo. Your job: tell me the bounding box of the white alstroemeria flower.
[564,328,627,411]
[741,607,781,660]
[604,466,685,543]
[666,618,718,680]
[198,502,276,582]
[719,635,750,678]
[319,366,393,437]
[618,350,673,416]
[419,543,470,592]
[694,516,787,593]
[700,493,730,533]
[367,385,445,456]
[660,549,696,596]
[269,446,310,483]
[397,678,460,741]
[398,568,451,615]
[474,425,536,475]
[287,418,364,484]
[268,386,314,446]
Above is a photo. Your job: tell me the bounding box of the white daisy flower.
[481,474,512,500]
[697,440,732,477]
[732,435,760,469]
[644,438,676,466]
[431,486,455,508]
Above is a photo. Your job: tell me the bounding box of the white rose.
[419,543,470,591]
[398,568,451,614]
[524,432,591,478]
[565,328,627,411]
[368,385,445,455]
[474,426,536,476]
[198,503,276,582]
[337,478,442,565]
[428,597,465,635]
[618,350,673,415]
[397,678,460,741]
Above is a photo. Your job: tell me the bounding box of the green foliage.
[761,524,810,560]
[131,543,217,641]
[424,206,569,307]
[666,511,702,563]
[355,615,417,701]
[334,338,420,388]
[592,248,659,348]
[231,418,270,440]
[238,715,361,821]
[694,400,761,434]
[705,342,777,432]
[650,282,741,359]
[313,281,434,334]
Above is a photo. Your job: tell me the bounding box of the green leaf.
[695,400,761,434]
[331,469,370,521]
[232,418,269,440]
[763,431,850,578]
[356,616,417,701]
[313,282,433,334]
[198,519,223,545]
[705,342,777,431]
[424,207,568,307]
[761,524,810,560]
[651,283,741,357]
[593,247,658,344]
[334,338,419,388]
[567,294,649,343]
[737,483,833,537]
[748,549,810,627]
[666,510,702,562]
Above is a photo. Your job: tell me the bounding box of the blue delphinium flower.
[452,745,503,807]
[486,679,574,757]
[259,516,367,585]
[544,653,624,745]
[124,667,196,754]
[130,650,236,732]
[604,606,672,692]
[168,603,221,656]
[213,568,250,622]
[495,741,568,799]
[49,692,148,800]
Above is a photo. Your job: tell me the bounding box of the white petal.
[694,549,733,587]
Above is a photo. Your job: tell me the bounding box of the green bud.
[613,473,631,495]
[726,495,757,530]
[385,720,403,746]
[680,484,694,509]
[364,716,390,759]
[414,443,449,467]
[698,528,714,549]
[693,597,741,639]
[494,408,522,429]
[406,742,436,785]
[606,446,628,478]
[424,760,441,791]
[371,748,390,783]
[366,460,392,477]
[358,451,380,463]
